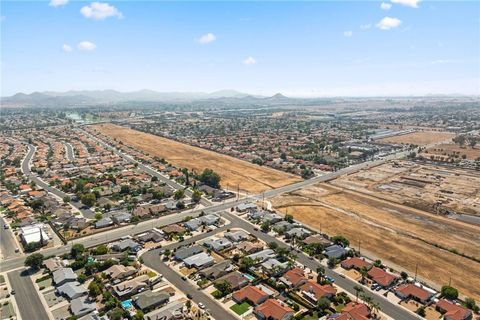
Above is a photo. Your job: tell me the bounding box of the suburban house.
[329,302,371,320]
[301,281,337,302]
[94,218,113,229]
[198,260,233,280]
[324,244,347,259]
[111,239,142,252]
[260,258,290,276]
[203,237,232,252]
[236,203,257,212]
[233,285,270,306]
[182,252,215,269]
[248,249,276,264]
[104,265,137,281]
[285,227,311,239]
[57,281,88,300]
[162,224,186,236]
[254,299,294,320]
[436,299,472,320]
[395,284,435,304]
[367,267,397,288]
[341,257,372,271]
[144,301,185,320]
[216,271,250,291]
[70,297,97,317]
[174,246,203,261]
[52,267,77,286]
[224,230,249,243]
[132,291,170,312]
[114,275,149,298]
[280,267,308,288]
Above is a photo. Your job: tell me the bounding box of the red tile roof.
[341,257,371,270]
[436,299,472,320]
[283,267,307,286]
[233,285,269,305]
[396,284,432,302]
[301,281,337,300]
[255,299,294,320]
[367,267,396,287]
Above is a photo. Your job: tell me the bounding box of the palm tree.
[359,266,369,284]
[353,285,363,302]
[316,266,325,283]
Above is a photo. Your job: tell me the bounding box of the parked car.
[198,303,205,309]
[187,294,193,299]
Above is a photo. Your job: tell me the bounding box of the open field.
[91,123,301,193]
[377,131,455,146]
[271,179,480,300]
[422,143,480,161]
[330,161,480,216]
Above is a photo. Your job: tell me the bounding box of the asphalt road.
[0,216,20,259]
[22,144,96,219]
[7,269,50,320]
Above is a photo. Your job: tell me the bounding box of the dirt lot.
[91,123,301,194]
[422,143,480,161]
[271,183,480,300]
[331,161,480,216]
[377,131,454,146]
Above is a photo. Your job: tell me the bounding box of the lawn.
[335,304,345,312]
[230,302,251,315]
[302,312,320,320]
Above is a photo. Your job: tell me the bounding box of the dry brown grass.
[423,143,480,160]
[91,123,301,194]
[377,131,455,146]
[271,184,480,300]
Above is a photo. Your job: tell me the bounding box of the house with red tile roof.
[367,267,397,287]
[395,284,434,304]
[329,302,371,320]
[233,285,270,306]
[300,281,336,302]
[254,299,294,320]
[341,257,372,271]
[436,299,472,320]
[280,267,308,288]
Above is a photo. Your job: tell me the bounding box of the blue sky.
[1,1,479,96]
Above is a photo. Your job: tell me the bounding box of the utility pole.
[414,263,418,281]
[358,239,361,255]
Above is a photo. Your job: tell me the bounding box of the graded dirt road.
[271,183,480,300]
[91,123,301,193]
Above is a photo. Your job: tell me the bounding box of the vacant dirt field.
[91,123,301,193]
[377,131,455,146]
[422,143,480,160]
[271,184,480,300]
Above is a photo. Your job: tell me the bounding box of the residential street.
[0,216,20,259]
[7,269,50,320]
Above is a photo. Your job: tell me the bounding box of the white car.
[198,303,205,309]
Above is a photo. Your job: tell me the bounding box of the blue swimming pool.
[121,299,133,309]
[243,273,255,281]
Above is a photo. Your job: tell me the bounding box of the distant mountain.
[1,89,259,107]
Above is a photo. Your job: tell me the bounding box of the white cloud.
[376,17,402,30]
[243,56,257,65]
[197,33,216,44]
[49,0,68,7]
[343,31,353,37]
[380,2,392,10]
[80,2,123,20]
[77,41,96,51]
[62,44,73,52]
[391,0,421,8]
[360,24,372,30]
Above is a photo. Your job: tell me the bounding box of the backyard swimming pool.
[121,299,133,309]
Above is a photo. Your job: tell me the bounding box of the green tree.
[284,214,294,223]
[63,195,71,203]
[416,306,426,317]
[71,244,85,259]
[316,266,325,283]
[24,253,44,270]
[240,257,254,272]
[465,297,479,312]
[353,285,363,303]
[191,189,202,203]
[88,281,102,297]
[132,310,144,320]
[81,193,96,207]
[199,168,221,189]
[441,285,459,300]
[327,257,338,268]
[92,244,108,255]
[174,189,185,200]
[400,271,408,280]
[317,297,331,311]
[331,235,349,247]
